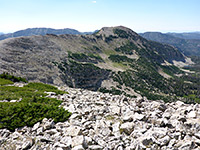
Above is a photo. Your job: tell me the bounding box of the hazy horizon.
[1,26,200,35]
[0,0,199,33]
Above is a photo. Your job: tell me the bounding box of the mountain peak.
[96,26,138,38]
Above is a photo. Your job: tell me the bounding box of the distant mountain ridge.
[0,28,94,41]
[140,32,200,56]
[2,28,200,57]
[167,32,200,40]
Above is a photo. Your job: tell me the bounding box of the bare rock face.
[0,35,67,85]
[1,86,200,149]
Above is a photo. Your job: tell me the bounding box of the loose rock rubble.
[1,86,200,150]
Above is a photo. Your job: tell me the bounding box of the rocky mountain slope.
[140,32,200,56]
[0,28,93,41]
[1,85,200,149]
[0,26,199,102]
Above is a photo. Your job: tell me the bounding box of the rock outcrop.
[1,87,200,149]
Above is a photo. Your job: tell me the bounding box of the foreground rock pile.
[1,87,200,150]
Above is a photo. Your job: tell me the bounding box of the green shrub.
[88,53,103,62]
[113,29,129,38]
[0,83,66,101]
[161,65,183,76]
[68,53,88,61]
[0,72,27,83]
[108,54,133,63]
[0,100,71,131]
[0,86,42,101]
[0,78,14,85]
[99,87,123,95]
[0,81,71,131]
[24,82,65,95]
[115,42,138,55]
[92,46,101,51]
[105,35,117,43]
[0,82,66,102]
[68,52,103,63]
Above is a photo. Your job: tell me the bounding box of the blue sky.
[0,0,199,33]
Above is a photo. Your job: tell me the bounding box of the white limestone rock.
[65,126,82,137]
[1,87,200,150]
[120,122,134,135]
[32,122,40,131]
[187,111,197,118]
[21,140,32,150]
[133,113,145,121]
[72,135,88,148]
[72,145,84,150]
[88,145,103,150]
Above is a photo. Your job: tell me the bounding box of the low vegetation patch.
[24,82,66,95]
[108,54,133,63]
[99,87,123,95]
[0,72,27,83]
[0,75,71,131]
[113,28,129,38]
[115,42,138,55]
[0,78,14,86]
[68,52,103,63]
[105,35,117,43]
[0,98,71,131]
